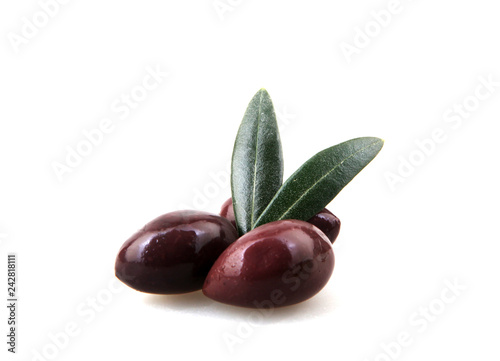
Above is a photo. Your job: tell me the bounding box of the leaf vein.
[273,139,381,222]
[249,91,264,227]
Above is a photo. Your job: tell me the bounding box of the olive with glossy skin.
[308,208,341,244]
[202,220,334,308]
[220,198,236,229]
[115,210,238,294]
[220,198,340,243]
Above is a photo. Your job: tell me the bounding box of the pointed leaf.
[231,89,284,235]
[253,137,383,228]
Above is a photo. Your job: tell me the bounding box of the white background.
[1,1,499,360]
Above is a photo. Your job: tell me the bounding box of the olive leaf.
[253,137,384,229]
[231,89,284,235]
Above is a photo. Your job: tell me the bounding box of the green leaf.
[231,89,284,236]
[253,137,384,228]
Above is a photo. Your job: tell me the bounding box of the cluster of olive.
[115,198,340,308]
[114,88,383,308]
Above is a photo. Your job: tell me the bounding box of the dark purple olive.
[220,198,236,229]
[307,208,341,244]
[203,219,334,308]
[220,198,340,243]
[115,210,238,294]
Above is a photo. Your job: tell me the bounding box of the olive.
[307,208,341,244]
[219,198,236,229]
[115,210,238,294]
[202,219,334,308]
[220,198,340,243]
